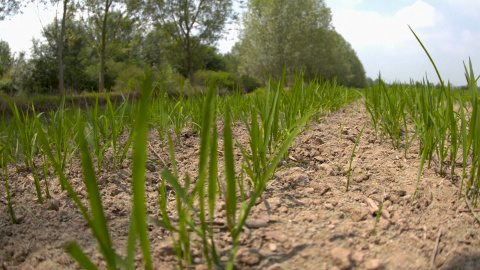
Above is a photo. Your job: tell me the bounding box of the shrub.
[0,78,14,94]
[114,64,145,92]
[195,70,237,92]
[239,74,261,93]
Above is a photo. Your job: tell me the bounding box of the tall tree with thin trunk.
[148,0,234,85]
[57,0,69,94]
[99,0,112,92]
[84,0,141,91]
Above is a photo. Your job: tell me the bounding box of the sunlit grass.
[3,70,362,268]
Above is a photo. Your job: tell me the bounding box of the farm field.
[1,71,480,269]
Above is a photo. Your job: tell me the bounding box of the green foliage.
[114,64,145,92]
[0,78,14,94]
[239,74,261,93]
[0,0,24,20]
[0,40,12,77]
[4,65,363,268]
[362,27,480,206]
[147,0,234,83]
[195,70,236,92]
[239,0,366,88]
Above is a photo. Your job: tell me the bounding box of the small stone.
[264,231,288,243]
[236,248,261,266]
[380,209,391,219]
[268,243,277,251]
[278,206,289,213]
[324,203,334,210]
[154,243,176,257]
[215,201,225,211]
[305,187,315,194]
[364,259,382,270]
[351,208,369,222]
[246,218,269,228]
[331,247,352,270]
[318,185,331,195]
[392,190,406,197]
[282,241,292,249]
[110,188,122,197]
[146,161,156,172]
[195,265,208,270]
[353,174,370,183]
[352,252,364,265]
[319,163,332,173]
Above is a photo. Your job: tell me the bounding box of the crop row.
[364,29,480,207]
[0,71,360,269]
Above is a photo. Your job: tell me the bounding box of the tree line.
[0,0,367,95]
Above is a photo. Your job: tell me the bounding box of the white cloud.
[330,0,439,49]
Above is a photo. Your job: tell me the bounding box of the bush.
[0,78,14,94]
[195,70,237,92]
[114,65,145,92]
[239,74,261,93]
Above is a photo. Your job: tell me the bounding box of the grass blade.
[130,72,154,269]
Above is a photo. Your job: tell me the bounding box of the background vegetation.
[0,0,367,96]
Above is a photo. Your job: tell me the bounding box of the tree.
[148,0,234,84]
[83,0,141,91]
[19,18,98,93]
[239,0,366,87]
[57,0,70,94]
[0,0,24,20]
[0,40,13,76]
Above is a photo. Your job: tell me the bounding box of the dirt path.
[1,101,480,269]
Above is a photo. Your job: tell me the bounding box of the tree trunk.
[99,0,111,92]
[58,0,68,95]
[185,35,195,85]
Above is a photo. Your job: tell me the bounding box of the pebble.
[324,203,334,210]
[268,243,277,251]
[352,251,364,265]
[236,248,261,266]
[364,259,382,270]
[353,174,370,183]
[246,218,269,228]
[263,231,288,243]
[331,247,352,270]
[110,188,122,197]
[351,208,369,222]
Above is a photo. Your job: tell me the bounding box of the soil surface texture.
[1,101,480,270]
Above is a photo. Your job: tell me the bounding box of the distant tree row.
[0,0,366,95]
[238,0,366,88]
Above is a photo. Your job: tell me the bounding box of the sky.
[218,0,480,86]
[1,0,479,86]
[323,0,480,86]
[0,2,58,56]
